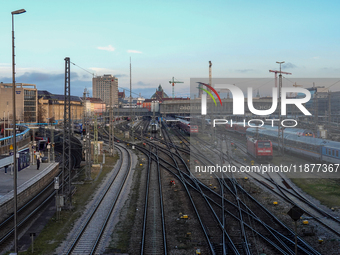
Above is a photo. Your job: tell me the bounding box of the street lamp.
[12,8,26,254]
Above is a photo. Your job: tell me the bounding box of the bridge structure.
[159,98,302,117]
[0,125,31,155]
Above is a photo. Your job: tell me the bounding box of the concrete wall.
[0,162,60,223]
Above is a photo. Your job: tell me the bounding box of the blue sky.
[1,0,340,98]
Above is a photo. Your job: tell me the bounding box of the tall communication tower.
[130,57,135,140]
[62,57,72,205]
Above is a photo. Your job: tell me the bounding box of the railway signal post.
[287,205,304,255]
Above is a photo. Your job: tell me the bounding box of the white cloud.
[127,50,142,54]
[97,45,115,52]
[312,56,320,59]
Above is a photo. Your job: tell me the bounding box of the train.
[247,137,273,161]
[177,119,199,134]
[0,147,30,172]
[149,121,159,133]
[35,136,49,151]
[73,123,83,134]
[226,122,250,135]
[246,126,340,164]
[227,122,315,137]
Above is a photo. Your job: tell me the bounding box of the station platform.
[0,162,60,222]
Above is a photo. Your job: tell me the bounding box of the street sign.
[287,205,304,221]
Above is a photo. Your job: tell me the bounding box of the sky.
[1,0,340,98]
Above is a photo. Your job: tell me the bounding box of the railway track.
[114,120,325,254]
[140,144,167,254]
[60,144,131,255]
[166,125,323,254]
[218,131,340,239]
[0,130,82,253]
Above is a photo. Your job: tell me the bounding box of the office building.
[92,75,118,107]
[0,82,38,123]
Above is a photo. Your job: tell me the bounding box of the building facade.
[92,75,118,107]
[0,83,38,123]
[38,91,83,123]
[151,84,169,101]
[82,97,106,115]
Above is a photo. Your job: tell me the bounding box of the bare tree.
[38,104,47,123]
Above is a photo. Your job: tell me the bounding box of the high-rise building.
[92,75,118,107]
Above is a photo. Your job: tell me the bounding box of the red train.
[35,136,49,150]
[177,119,198,134]
[226,122,250,135]
[247,137,273,161]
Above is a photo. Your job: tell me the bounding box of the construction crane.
[209,60,212,89]
[169,77,183,100]
[291,82,303,97]
[269,69,292,87]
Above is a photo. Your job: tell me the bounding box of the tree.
[37,104,47,123]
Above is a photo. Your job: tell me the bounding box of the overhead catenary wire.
[70,61,146,98]
[70,61,95,77]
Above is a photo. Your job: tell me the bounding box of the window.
[264,142,271,147]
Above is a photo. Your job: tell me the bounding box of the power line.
[70,61,95,77]
[70,61,146,98]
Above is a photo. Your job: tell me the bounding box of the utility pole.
[328,91,331,127]
[314,91,318,134]
[94,117,98,164]
[159,114,162,137]
[63,57,72,206]
[84,112,91,180]
[109,80,114,156]
[276,61,284,156]
[82,89,87,140]
[51,124,55,162]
